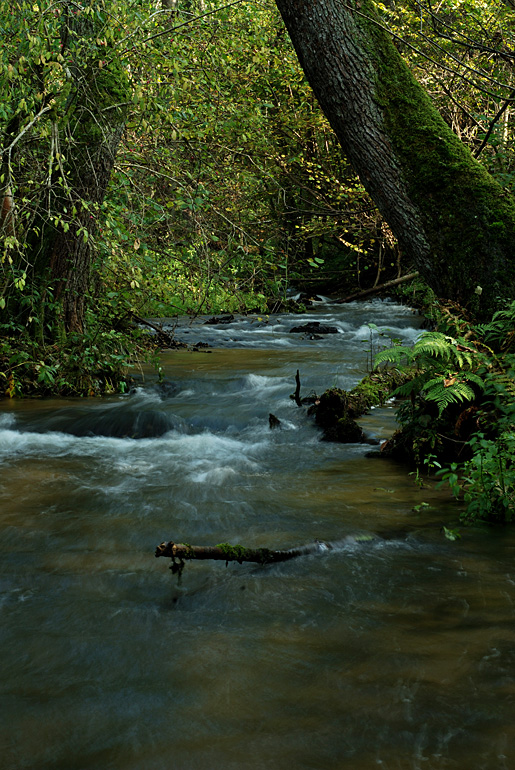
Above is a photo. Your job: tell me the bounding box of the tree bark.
[274,0,515,318]
[46,12,129,334]
[12,5,130,336]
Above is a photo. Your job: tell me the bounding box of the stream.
[1,298,515,770]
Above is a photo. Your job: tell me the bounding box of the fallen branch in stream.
[155,537,376,576]
[334,271,419,304]
[293,369,302,407]
[131,313,185,349]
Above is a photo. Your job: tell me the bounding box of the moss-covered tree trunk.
[25,5,129,335]
[274,0,515,317]
[50,9,128,333]
[47,71,127,334]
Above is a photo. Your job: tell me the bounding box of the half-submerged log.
[155,540,323,566]
[155,537,375,574]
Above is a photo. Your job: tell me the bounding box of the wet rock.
[321,415,366,443]
[312,387,365,443]
[298,292,323,303]
[269,413,281,429]
[289,322,339,335]
[22,406,179,439]
[204,314,234,325]
[153,379,181,397]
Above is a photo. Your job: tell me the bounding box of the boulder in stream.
[312,387,366,443]
[289,321,339,335]
[204,314,234,325]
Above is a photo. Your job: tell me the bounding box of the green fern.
[475,300,515,353]
[375,332,480,370]
[421,378,479,416]
[375,332,484,415]
[392,372,430,399]
[486,368,515,399]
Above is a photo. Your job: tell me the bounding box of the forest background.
[2,0,514,389]
[2,0,515,521]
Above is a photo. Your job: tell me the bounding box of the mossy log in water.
[155,541,316,567]
[155,537,377,574]
[311,368,413,442]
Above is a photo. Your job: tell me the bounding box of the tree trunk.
[46,21,129,334]
[12,5,129,336]
[274,0,515,318]
[48,107,126,334]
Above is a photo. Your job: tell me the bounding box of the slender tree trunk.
[22,5,129,335]
[274,0,515,317]
[48,111,126,334]
[47,27,128,333]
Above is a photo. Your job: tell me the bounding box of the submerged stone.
[289,322,339,334]
[204,315,234,325]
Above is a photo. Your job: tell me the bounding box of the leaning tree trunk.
[274,0,515,317]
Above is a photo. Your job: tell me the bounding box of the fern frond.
[476,300,515,352]
[462,372,485,390]
[374,345,415,366]
[421,378,476,416]
[487,370,515,398]
[391,373,430,398]
[411,332,456,361]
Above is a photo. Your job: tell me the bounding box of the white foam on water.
[187,466,240,484]
[241,373,290,397]
[236,335,295,349]
[0,426,80,458]
[0,413,15,429]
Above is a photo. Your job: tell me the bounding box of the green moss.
[311,369,415,442]
[348,368,414,415]
[356,0,515,314]
[215,543,249,562]
[73,57,129,145]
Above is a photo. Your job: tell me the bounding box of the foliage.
[375,331,484,416]
[0,309,147,397]
[376,300,515,522]
[2,0,515,396]
[377,0,515,186]
[475,299,515,353]
[438,431,515,523]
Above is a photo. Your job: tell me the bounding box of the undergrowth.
[0,311,154,398]
[375,299,515,523]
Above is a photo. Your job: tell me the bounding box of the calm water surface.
[1,299,515,770]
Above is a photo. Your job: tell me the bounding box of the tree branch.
[155,538,373,574]
[334,271,419,303]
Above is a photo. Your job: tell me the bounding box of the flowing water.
[1,299,515,770]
